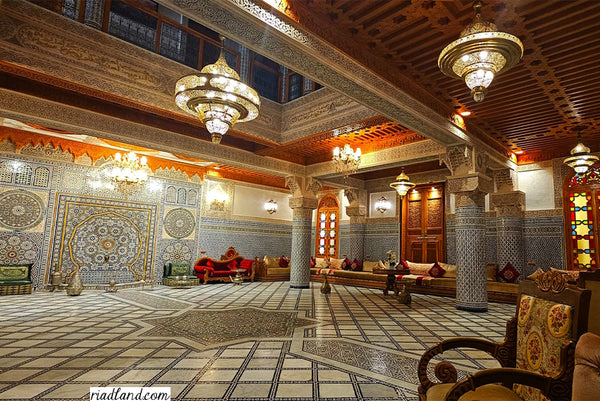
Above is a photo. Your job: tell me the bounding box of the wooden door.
[403,184,445,263]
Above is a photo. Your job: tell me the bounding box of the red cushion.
[428,262,446,278]
[279,256,289,268]
[350,258,362,271]
[239,259,253,270]
[498,262,520,283]
[206,260,214,268]
[341,258,351,270]
[310,257,316,268]
[400,260,409,269]
[227,260,238,270]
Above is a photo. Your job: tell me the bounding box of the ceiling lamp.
[390,169,415,198]
[333,144,361,178]
[375,196,391,214]
[108,151,151,195]
[174,36,260,144]
[264,199,278,214]
[564,131,599,174]
[438,0,523,102]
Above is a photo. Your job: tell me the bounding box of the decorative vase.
[66,271,83,296]
[320,274,331,294]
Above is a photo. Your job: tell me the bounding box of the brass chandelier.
[390,169,415,198]
[438,1,523,102]
[564,129,599,175]
[108,151,151,195]
[332,144,361,178]
[175,36,260,144]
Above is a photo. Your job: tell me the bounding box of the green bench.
[163,262,199,287]
[0,264,33,295]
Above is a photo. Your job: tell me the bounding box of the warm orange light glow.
[514,150,524,155]
[459,111,472,117]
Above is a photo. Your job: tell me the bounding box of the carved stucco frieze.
[490,191,526,217]
[440,145,490,176]
[285,176,321,210]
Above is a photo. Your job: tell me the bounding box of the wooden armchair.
[418,270,591,401]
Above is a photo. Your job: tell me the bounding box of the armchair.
[418,270,591,401]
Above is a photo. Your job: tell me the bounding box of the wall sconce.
[208,186,228,211]
[374,196,391,214]
[264,199,278,214]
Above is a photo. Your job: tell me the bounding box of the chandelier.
[175,36,260,144]
[564,130,599,174]
[108,152,151,195]
[438,0,523,102]
[390,169,415,198]
[264,199,278,214]
[333,144,361,178]
[375,196,391,214]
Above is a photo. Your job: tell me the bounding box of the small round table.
[373,267,410,296]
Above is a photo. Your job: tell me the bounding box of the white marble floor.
[0,281,512,400]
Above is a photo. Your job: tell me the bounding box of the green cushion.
[170,263,190,276]
[0,265,30,281]
[0,280,32,285]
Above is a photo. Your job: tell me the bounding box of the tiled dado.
[0,282,512,401]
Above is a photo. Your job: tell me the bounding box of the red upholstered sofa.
[193,247,255,284]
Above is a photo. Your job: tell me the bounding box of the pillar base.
[289,284,310,289]
[456,305,488,313]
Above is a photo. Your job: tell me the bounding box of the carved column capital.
[493,168,516,192]
[440,145,489,176]
[490,190,526,217]
[285,175,322,198]
[447,173,492,208]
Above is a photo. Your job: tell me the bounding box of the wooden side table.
[373,267,410,296]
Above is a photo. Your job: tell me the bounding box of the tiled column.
[289,204,315,288]
[344,188,366,262]
[286,176,321,289]
[84,0,106,29]
[448,173,492,312]
[491,191,526,276]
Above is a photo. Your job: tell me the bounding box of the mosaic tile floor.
[0,281,513,400]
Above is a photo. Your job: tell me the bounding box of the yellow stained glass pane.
[573,194,588,207]
[576,224,590,236]
[577,252,592,266]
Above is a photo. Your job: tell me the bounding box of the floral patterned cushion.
[514,295,573,401]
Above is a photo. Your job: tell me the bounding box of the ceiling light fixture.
[564,130,598,175]
[332,144,361,178]
[438,0,523,102]
[108,152,151,195]
[175,36,260,144]
[264,199,278,214]
[375,196,391,214]
[390,169,415,198]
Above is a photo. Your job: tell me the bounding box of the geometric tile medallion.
[141,307,319,346]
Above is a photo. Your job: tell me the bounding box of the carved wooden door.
[403,184,445,263]
[315,194,339,258]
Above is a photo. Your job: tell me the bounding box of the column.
[490,191,526,276]
[451,182,489,312]
[84,0,106,30]
[442,145,492,312]
[286,176,321,289]
[344,188,367,262]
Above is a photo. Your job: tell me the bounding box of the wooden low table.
[373,267,410,296]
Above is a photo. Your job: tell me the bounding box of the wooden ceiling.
[280,0,600,164]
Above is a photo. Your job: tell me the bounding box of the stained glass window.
[569,192,595,269]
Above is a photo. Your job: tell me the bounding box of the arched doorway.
[315,194,339,258]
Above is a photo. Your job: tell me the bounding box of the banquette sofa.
[163,262,199,286]
[193,247,255,284]
[254,256,290,281]
[310,258,520,303]
[0,263,33,295]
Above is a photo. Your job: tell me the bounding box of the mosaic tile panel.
[496,216,524,277]
[0,231,42,287]
[163,207,195,239]
[486,218,497,265]
[198,217,292,260]
[348,223,365,262]
[50,194,158,284]
[364,221,399,261]
[337,222,350,259]
[0,189,45,230]
[142,308,318,346]
[523,216,565,271]
[455,205,487,312]
[160,240,194,266]
[445,217,456,264]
